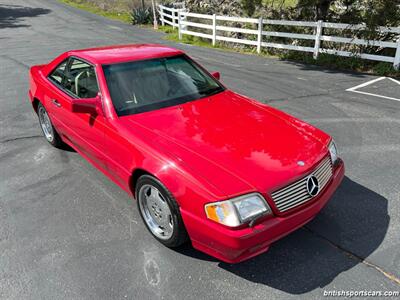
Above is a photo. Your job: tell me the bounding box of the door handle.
[52,99,61,107]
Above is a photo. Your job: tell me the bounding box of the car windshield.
[102,55,225,116]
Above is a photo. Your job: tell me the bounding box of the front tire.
[37,102,63,148]
[136,175,188,248]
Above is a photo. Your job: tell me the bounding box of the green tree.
[241,0,262,16]
[297,0,335,20]
[363,0,400,27]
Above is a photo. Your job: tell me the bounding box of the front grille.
[271,156,333,213]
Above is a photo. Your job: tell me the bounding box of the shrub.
[131,7,153,25]
[372,62,399,77]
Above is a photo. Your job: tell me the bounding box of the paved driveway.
[0,1,399,299]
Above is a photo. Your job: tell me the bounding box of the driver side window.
[63,58,99,98]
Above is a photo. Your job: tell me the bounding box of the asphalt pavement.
[0,1,399,299]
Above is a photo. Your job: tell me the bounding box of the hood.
[119,90,331,197]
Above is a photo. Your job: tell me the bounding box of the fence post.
[160,5,164,26]
[313,20,323,59]
[178,11,182,40]
[152,1,158,29]
[394,38,400,70]
[182,9,187,30]
[212,14,217,46]
[172,9,176,29]
[257,17,263,54]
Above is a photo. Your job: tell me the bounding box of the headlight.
[205,193,272,227]
[329,140,338,164]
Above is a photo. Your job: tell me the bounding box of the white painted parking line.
[107,25,123,31]
[388,77,400,85]
[346,76,400,102]
[346,76,386,92]
[349,90,400,102]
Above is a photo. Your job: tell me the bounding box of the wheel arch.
[127,153,219,213]
[32,97,41,114]
[128,165,187,207]
[129,168,153,198]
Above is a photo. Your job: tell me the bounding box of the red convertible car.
[29,44,344,263]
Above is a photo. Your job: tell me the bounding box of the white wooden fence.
[158,5,186,28]
[158,4,400,69]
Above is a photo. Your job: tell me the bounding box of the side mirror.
[71,95,103,116]
[211,71,220,80]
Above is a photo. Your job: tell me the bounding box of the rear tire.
[37,102,63,148]
[136,175,188,248]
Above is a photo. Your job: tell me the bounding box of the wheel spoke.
[154,226,164,236]
[155,192,169,211]
[147,187,157,202]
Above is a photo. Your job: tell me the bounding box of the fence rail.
[158,4,400,69]
[157,5,186,28]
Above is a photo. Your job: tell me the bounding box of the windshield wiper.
[199,86,222,96]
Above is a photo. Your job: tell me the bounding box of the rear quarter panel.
[28,64,47,106]
[29,52,70,105]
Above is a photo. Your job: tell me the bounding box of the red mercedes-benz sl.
[28,44,344,263]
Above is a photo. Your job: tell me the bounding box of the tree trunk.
[315,0,333,21]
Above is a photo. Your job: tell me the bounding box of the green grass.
[60,0,132,24]
[159,26,217,48]
[263,0,298,8]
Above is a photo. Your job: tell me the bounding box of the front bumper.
[180,159,345,263]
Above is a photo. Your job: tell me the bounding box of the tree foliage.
[297,0,334,20]
[241,0,262,16]
[237,0,400,29]
[294,0,400,26]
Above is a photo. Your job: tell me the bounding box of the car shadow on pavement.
[0,4,51,29]
[282,60,369,78]
[60,142,76,153]
[183,176,389,294]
